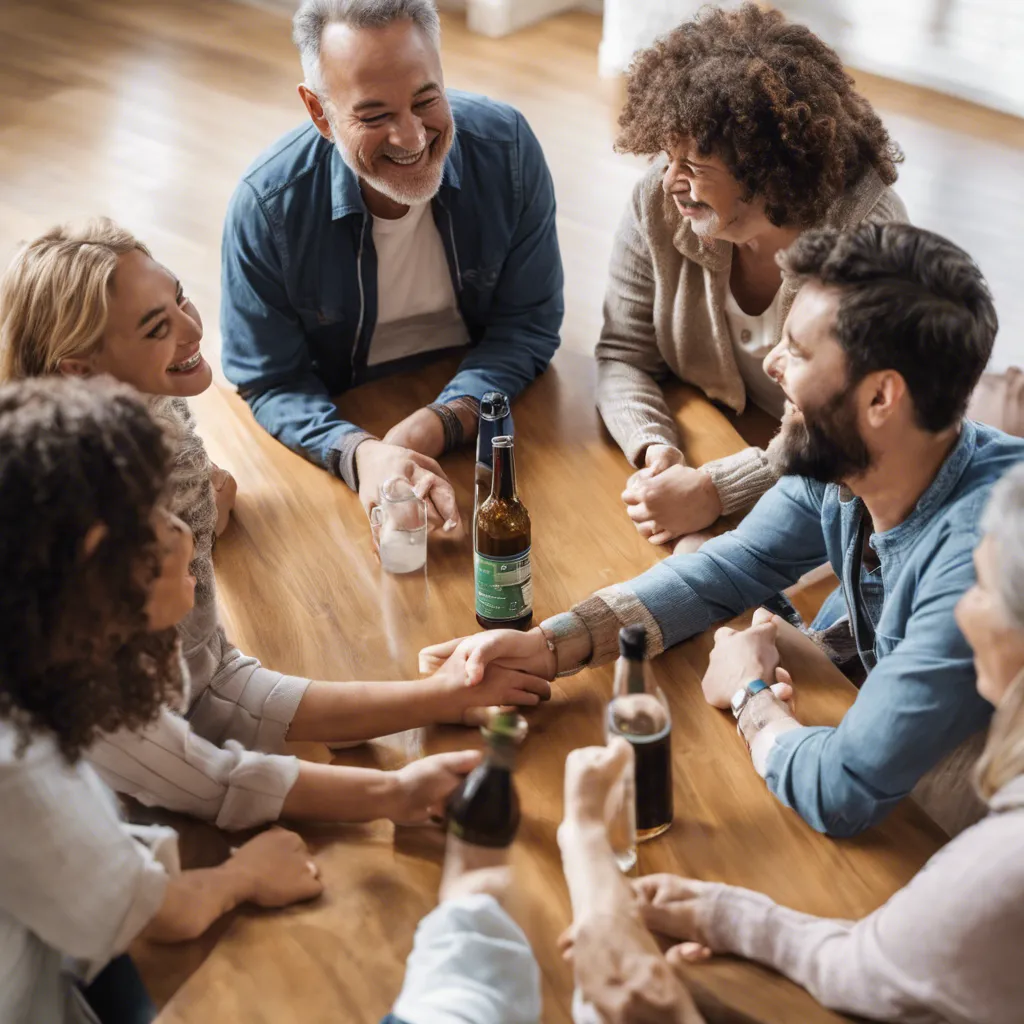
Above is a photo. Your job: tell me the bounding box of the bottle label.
[475,548,533,621]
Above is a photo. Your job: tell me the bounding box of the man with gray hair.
[220,0,562,531]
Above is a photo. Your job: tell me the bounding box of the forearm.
[287,676,455,744]
[737,689,801,777]
[596,356,680,467]
[702,887,910,1020]
[247,382,374,488]
[281,761,398,822]
[141,861,254,943]
[558,821,637,924]
[560,822,706,1024]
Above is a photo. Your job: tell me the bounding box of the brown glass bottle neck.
[491,443,518,501]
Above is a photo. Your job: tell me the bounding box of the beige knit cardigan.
[596,162,908,514]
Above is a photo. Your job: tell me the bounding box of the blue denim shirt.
[220,91,563,489]
[623,421,1024,837]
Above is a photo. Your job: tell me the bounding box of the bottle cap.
[619,624,647,661]
[480,392,510,420]
[483,708,528,745]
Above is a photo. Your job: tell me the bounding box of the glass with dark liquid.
[607,625,673,842]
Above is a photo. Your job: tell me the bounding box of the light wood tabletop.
[138,349,946,1023]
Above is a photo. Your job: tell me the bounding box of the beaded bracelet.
[426,402,464,454]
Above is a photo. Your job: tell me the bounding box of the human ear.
[298,84,333,142]
[58,356,95,378]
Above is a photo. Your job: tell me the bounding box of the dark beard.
[768,391,872,483]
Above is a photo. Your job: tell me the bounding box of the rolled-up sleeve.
[186,636,312,754]
[0,741,169,975]
[89,706,300,832]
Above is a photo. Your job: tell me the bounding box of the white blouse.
[0,720,169,1024]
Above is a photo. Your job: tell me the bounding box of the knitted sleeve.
[595,184,682,467]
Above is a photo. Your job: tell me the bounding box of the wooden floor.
[0,1,1018,1016]
[0,0,1023,376]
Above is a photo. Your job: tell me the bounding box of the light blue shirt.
[621,421,1024,837]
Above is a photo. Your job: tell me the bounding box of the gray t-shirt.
[0,721,168,1023]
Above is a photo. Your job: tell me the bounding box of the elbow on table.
[801,794,898,840]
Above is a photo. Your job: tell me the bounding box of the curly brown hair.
[617,3,903,227]
[0,376,185,761]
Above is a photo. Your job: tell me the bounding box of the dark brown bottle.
[446,710,523,848]
[474,435,532,630]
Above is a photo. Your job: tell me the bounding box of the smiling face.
[662,139,774,244]
[763,282,873,483]
[61,248,212,398]
[306,18,453,210]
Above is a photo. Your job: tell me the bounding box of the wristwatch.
[730,679,769,721]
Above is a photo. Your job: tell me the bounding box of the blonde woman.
[0,220,550,832]
[559,464,1024,1024]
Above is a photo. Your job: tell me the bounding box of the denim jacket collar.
[330,131,464,220]
[844,419,977,560]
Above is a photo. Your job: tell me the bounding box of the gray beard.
[328,114,447,207]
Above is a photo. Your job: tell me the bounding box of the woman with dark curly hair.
[605,3,906,549]
[0,376,324,1024]
[0,218,551,834]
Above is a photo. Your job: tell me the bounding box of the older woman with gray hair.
[559,463,1024,1024]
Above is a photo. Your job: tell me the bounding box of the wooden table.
[140,350,946,1023]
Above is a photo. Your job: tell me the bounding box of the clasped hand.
[701,607,794,708]
[622,445,723,546]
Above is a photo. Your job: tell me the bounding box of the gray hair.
[293,0,441,94]
[975,463,1024,801]
[982,463,1024,631]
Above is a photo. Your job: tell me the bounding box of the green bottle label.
[475,548,533,621]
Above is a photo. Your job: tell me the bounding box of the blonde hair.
[0,218,149,382]
[975,464,1024,801]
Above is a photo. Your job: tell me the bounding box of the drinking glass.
[370,477,428,574]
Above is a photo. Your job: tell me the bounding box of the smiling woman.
[601,2,908,553]
[0,216,549,841]
[0,224,211,398]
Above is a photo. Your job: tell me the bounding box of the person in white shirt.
[0,376,323,1024]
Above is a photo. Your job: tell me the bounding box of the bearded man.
[220,0,562,530]
[423,223,1024,839]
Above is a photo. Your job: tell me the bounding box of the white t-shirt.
[368,202,470,367]
[723,285,785,419]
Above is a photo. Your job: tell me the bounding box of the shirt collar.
[330,131,463,220]
[871,419,977,554]
[989,773,1024,813]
